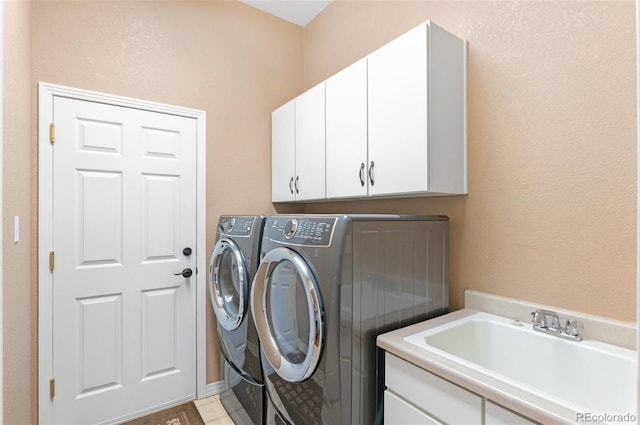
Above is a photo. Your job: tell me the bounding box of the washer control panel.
[266,217,337,246]
[218,216,255,236]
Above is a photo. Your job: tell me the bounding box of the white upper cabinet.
[271,100,295,202]
[295,83,326,201]
[326,58,369,199]
[368,21,467,196]
[368,24,429,196]
[271,83,326,202]
[272,21,467,203]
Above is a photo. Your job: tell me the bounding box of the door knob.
[174,268,193,278]
[183,247,192,256]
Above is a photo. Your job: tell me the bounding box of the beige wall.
[3,0,35,423]
[302,1,637,322]
[2,0,637,422]
[5,1,303,422]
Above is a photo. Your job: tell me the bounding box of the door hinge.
[49,251,55,272]
[49,378,55,398]
[49,123,55,144]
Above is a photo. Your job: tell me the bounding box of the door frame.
[37,82,207,423]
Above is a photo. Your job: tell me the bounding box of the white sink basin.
[404,312,637,416]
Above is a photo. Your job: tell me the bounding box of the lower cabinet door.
[485,401,538,425]
[385,354,482,424]
[384,391,442,425]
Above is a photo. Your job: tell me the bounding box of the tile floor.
[194,395,234,425]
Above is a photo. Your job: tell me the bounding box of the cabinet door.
[271,100,295,202]
[326,58,368,198]
[384,391,442,425]
[385,354,482,424]
[485,401,537,425]
[295,83,326,201]
[368,22,428,196]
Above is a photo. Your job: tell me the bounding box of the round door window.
[209,239,248,331]
[267,261,311,365]
[251,247,324,383]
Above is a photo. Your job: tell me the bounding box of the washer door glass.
[251,247,323,383]
[209,238,249,331]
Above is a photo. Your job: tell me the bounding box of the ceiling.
[238,0,333,27]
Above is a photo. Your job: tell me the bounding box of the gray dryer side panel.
[344,219,449,425]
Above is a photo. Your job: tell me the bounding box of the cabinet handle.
[289,177,294,194]
[368,161,375,186]
[359,163,365,187]
[295,176,299,194]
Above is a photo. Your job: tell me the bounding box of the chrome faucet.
[530,309,583,341]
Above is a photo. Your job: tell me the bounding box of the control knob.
[218,218,236,233]
[284,219,298,239]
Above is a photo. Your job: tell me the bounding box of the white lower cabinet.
[485,401,537,425]
[384,354,539,425]
[385,354,482,424]
[384,391,442,425]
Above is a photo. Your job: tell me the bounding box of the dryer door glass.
[251,247,323,383]
[210,238,249,331]
[267,261,310,364]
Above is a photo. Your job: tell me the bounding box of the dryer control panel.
[218,216,255,236]
[266,216,337,247]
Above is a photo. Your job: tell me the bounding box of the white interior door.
[50,96,197,424]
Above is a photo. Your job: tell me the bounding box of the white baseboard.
[202,381,225,398]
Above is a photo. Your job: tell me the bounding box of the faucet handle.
[548,314,562,330]
[565,320,584,337]
[531,310,542,325]
[531,309,560,329]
